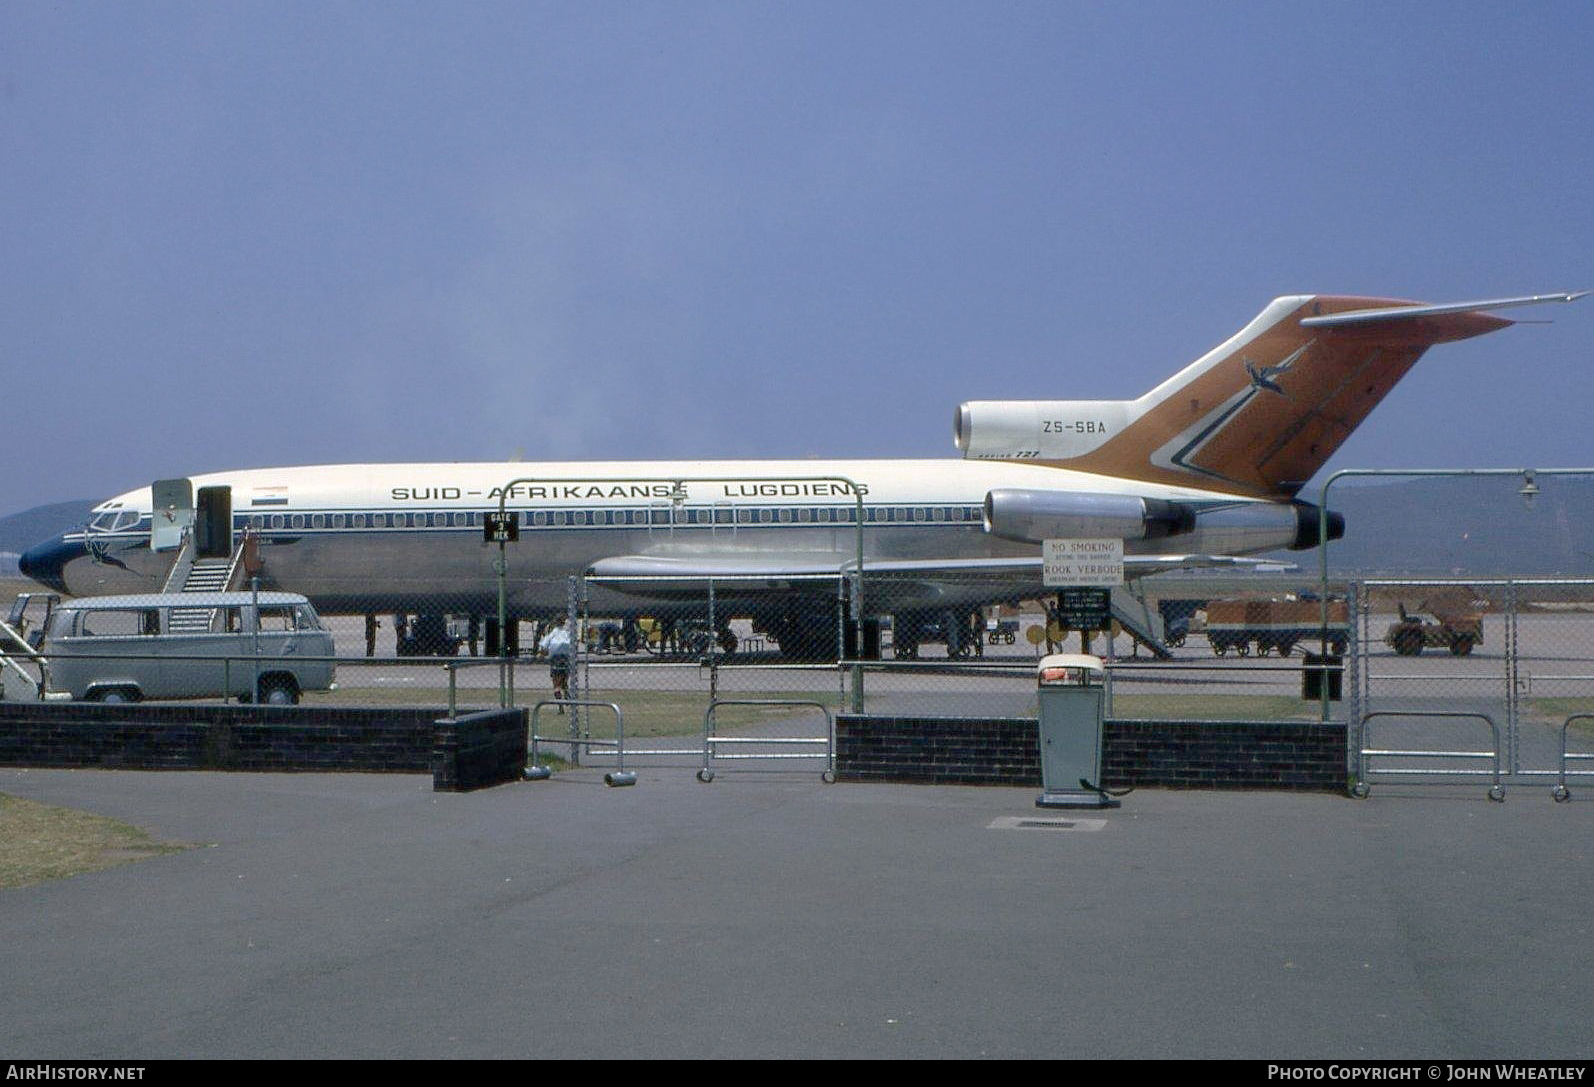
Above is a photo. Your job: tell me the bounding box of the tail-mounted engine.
[956,400,1132,461]
[983,490,1196,545]
[983,489,1344,553]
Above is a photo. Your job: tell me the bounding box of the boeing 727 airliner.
[20,291,1585,657]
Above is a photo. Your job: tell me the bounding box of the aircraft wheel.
[1350,781,1370,799]
[1488,784,1506,803]
[1553,785,1571,803]
[696,768,715,784]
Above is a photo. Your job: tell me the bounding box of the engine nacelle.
[1165,501,1345,554]
[983,489,1197,545]
[956,400,1134,460]
[984,490,1344,553]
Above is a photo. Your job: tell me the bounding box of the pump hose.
[1079,778,1134,801]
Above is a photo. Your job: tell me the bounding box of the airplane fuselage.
[26,292,1577,633]
[28,457,1308,617]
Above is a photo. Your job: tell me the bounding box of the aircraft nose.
[18,536,79,594]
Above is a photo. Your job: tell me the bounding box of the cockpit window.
[88,509,142,532]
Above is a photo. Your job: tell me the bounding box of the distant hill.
[1323,477,1594,577]
[0,500,95,555]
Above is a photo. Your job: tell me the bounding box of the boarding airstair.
[1110,583,1172,660]
[161,530,254,633]
[0,594,54,701]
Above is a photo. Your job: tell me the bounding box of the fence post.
[848,570,864,714]
[1506,579,1520,773]
[568,575,582,765]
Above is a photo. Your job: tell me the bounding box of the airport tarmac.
[3,767,1593,1059]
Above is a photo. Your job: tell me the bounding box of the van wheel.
[92,687,139,704]
[259,678,300,705]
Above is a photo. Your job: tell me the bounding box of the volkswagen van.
[42,592,335,704]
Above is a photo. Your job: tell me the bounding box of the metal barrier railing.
[526,699,635,786]
[697,699,835,783]
[1354,710,1506,801]
[1551,715,1594,802]
[17,649,536,711]
[444,657,512,716]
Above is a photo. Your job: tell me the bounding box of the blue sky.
[3,1,1591,517]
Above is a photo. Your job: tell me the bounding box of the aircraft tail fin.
[957,291,1585,498]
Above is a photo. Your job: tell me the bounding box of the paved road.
[3,767,1593,1059]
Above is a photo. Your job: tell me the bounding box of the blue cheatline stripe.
[232,504,987,535]
[77,504,986,548]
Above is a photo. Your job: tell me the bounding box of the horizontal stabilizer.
[1299,290,1588,328]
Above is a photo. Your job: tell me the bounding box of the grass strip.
[0,794,194,890]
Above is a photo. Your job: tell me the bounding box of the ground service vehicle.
[1204,597,1350,657]
[42,592,335,704]
[1384,603,1483,656]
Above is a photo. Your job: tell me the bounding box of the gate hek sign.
[1043,538,1124,587]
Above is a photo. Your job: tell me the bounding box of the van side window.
[218,607,243,633]
[79,609,158,637]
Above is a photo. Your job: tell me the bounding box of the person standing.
[544,623,572,710]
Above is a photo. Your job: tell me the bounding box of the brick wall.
[432,709,529,792]
[0,703,527,792]
[836,715,1346,792]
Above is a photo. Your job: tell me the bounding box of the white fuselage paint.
[59,458,1286,616]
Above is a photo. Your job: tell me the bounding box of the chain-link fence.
[0,570,1359,725]
[1351,578,1594,791]
[9,462,1594,795]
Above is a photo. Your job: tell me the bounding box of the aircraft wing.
[586,551,1291,588]
[587,551,1293,658]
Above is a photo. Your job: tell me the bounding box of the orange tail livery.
[956,292,1588,498]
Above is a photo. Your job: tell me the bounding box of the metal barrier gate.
[526,699,636,786]
[1353,578,1594,796]
[1353,710,1505,800]
[697,699,836,783]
